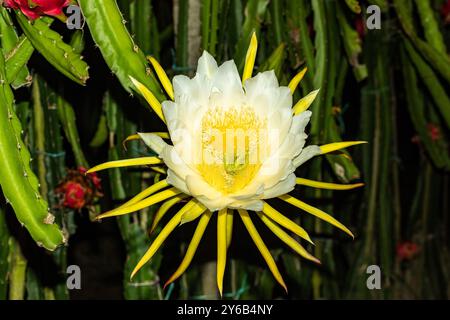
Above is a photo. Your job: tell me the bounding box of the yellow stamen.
[238,209,287,292]
[279,195,354,238]
[257,212,320,264]
[147,56,174,100]
[129,76,166,123]
[96,188,181,220]
[198,106,266,194]
[242,32,258,83]
[131,201,195,279]
[296,178,364,190]
[319,141,367,155]
[164,211,212,288]
[293,89,320,115]
[87,157,163,174]
[217,208,227,297]
[150,194,189,233]
[288,67,308,94]
[262,202,314,244]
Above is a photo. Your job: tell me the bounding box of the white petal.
[160,144,198,180]
[210,60,245,107]
[172,75,193,101]
[231,183,264,200]
[163,99,204,166]
[185,174,222,199]
[290,111,312,135]
[161,100,178,133]
[228,199,264,211]
[185,175,228,211]
[172,75,211,112]
[266,104,292,149]
[137,132,167,155]
[166,169,190,195]
[293,145,321,168]
[262,173,296,199]
[196,51,218,79]
[244,71,279,97]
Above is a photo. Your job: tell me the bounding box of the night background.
[0,0,449,300]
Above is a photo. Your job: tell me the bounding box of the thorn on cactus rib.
[62,230,69,244]
[43,213,55,225]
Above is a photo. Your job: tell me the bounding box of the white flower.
[88,33,366,295]
[140,50,316,213]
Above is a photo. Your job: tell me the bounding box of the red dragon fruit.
[4,0,71,20]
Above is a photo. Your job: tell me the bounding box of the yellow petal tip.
[242,31,258,83]
[281,282,288,294]
[163,279,173,290]
[251,31,257,45]
[130,265,141,280]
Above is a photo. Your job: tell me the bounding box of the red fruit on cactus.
[4,0,71,20]
[31,0,71,16]
[442,0,450,25]
[63,181,86,210]
[355,16,365,39]
[427,123,441,142]
[56,167,103,210]
[396,241,420,261]
[4,0,40,19]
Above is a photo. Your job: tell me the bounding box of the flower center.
[198,106,267,194]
